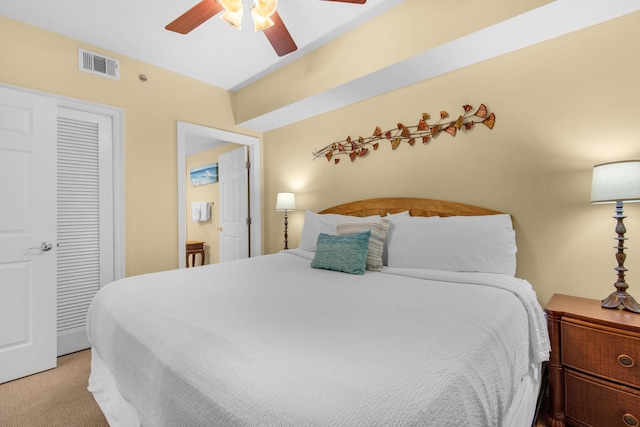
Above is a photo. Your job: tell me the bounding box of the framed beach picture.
[190,163,218,186]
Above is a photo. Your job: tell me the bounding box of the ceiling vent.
[78,48,120,80]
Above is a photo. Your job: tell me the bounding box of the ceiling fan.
[165,0,366,57]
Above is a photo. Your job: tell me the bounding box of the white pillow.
[386,214,517,276]
[299,210,381,251]
[383,215,439,266]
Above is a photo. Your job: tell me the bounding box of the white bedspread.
[87,249,549,427]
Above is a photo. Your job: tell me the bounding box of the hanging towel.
[191,202,201,222]
[199,201,211,221]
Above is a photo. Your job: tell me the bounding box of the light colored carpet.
[0,349,109,427]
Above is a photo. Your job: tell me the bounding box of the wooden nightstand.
[186,240,205,267]
[545,294,640,427]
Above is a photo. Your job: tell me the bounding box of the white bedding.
[87,249,549,427]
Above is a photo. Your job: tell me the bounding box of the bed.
[86,197,550,427]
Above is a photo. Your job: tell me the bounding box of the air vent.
[78,48,120,80]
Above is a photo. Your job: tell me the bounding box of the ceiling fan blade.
[322,0,367,4]
[263,12,298,57]
[165,0,224,34]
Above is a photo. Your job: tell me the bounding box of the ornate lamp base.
[283,209,289,250]
[602,201,640,314]
[602,290,640,313]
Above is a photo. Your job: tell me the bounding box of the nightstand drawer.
[562,318,640,387]
[565,369,640,427]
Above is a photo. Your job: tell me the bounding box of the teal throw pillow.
[311,231,371,275]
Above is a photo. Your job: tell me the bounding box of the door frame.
[0,83,125,281]
[177,121,261,268]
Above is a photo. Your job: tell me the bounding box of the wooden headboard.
[319,197,503,217]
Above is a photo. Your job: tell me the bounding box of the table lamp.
[591,160,640,313]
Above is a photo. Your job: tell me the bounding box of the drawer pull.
[618,354,635,367]
[623,413,639,427]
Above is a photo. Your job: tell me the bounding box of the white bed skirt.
[88,349,140,427]
[88,347,543,427]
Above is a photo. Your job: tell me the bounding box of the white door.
[56,107,114,356]
[0,87,57,383]
[219,146,249,262]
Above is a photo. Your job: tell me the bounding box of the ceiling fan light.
[254,0,277,17]
[221,9,243,30]
[251,6,274,31]
[218,0,243,13]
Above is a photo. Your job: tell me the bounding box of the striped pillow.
[337,219,391,271]
[311,231,371,275]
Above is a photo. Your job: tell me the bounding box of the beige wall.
[262,11,640,306]
[185,143,242,264]
[0,16,261,277]
[3,8,640,308]
[233,0,552,123]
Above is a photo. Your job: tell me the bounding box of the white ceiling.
[2,0,640,142]
[0,0,405,91]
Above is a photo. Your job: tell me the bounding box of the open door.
[218,146,250,262]
[177,121,261,267]
[0,87,57,383]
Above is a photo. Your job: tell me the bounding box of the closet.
[56,107,116,356]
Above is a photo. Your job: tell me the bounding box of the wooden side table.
[186,240,205,267]
[545,293,640,427]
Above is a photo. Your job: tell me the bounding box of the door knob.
[29,242,53,252]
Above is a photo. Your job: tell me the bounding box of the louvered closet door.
[57,107,114,356]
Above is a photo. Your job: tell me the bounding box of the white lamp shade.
[220,9,243,30]
[591,160,640,203]
[276,192,296,211]
[254,0,277,17]
[251,5,274,31]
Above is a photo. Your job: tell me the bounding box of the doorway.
[177,122,261,268]
[185,142,243,265]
